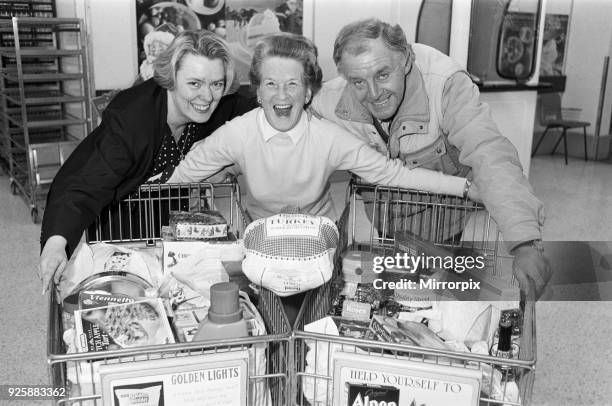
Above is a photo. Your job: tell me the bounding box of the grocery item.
[59,243,157,303]
[394,230,456,272]
[162,238,244,274]
[74,298,175,352]
[242,213,339,296]
[369,315,449,350]
[490,318,520,360]
[341,250,379,284]
[78,290,136,310]
[333,250,385,317]
[385,264,433,312]
[169,210,228,240]
[194,282,249,341]
[332,317,379,340]
[63,271,154,314]
[172,308,200,342]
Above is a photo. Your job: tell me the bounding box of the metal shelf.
[0,47,82,56]
[0,17,81,27]
[0,16,91,222]
[4,110,86,129]
[1,65,59,75]
[4,89,86,105]
[9,130,70,150]
[2,71,84,81]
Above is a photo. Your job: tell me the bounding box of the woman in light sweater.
[167,33,477,221]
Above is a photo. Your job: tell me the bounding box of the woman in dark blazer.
[39,30,256,292]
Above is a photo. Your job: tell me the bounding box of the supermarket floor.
[1,154,612,406]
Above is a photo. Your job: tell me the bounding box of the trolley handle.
[519,281,537,362]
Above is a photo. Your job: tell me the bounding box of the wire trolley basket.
[47,181,292,405]
[292,179,536,406]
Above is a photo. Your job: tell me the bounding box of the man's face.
[339,38,410,121]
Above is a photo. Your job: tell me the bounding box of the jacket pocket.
[398,136,447,169]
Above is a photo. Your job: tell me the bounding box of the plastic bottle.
[194,282,249,341]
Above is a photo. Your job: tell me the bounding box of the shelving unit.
[0,0,55,19]
[0,16,92,222]
[0,0,57,173]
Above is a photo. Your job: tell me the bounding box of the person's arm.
[167,123,240,183]
[441,72,550,297]
[329,125,471,197]
[38,235,68,294]
[441,72,544,246]
[40,110,141,292]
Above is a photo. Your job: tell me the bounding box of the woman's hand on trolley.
[39,235,68,295]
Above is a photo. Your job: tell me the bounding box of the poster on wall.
[539,14,569,77]
[135,0,304,85]
[497,12,537,80]
[225,0,303,84]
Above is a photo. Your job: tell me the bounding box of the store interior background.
[1,0,612,405]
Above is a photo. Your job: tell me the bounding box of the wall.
[311,0,404,81]
[56,0,139,92]
[312,0,453,80]
[482,92,538,174]
[563,0,612,136]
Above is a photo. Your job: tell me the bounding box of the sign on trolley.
[99,350,249,406]
[332,352,481,406]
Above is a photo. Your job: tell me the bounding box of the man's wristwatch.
[513,239,545,254]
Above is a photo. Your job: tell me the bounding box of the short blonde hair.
[153,30,234,94]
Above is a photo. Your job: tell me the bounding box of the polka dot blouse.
[148,123,198,183]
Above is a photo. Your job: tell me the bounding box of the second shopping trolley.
[292,180,536,406]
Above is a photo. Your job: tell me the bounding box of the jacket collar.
[334,62,430,131]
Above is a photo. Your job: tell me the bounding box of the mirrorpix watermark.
[370,253,486,291]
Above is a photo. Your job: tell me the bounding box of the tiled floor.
[528,156,612,406]
[530,155,612,241]
[0,173,48,406]
[1,154,611,405]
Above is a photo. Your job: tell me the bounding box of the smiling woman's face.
[257,56,311,132]
[168,53,226,126]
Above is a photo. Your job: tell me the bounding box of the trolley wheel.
[31,208,40,223]
[10,181,18,196]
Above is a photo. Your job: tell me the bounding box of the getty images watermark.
[370,253,486,291]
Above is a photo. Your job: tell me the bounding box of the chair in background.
[531,92,590,164]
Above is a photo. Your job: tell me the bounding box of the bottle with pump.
[194,282,249,341]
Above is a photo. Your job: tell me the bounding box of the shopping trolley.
[292,179,536,406]
[47,181,292,405]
